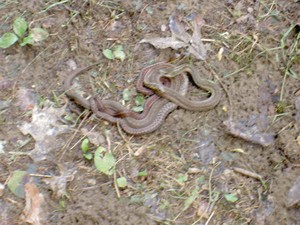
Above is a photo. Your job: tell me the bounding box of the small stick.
[233,167,262,180]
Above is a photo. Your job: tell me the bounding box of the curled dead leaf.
[20,182,45,225]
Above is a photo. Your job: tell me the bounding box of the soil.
[0,0,299,224]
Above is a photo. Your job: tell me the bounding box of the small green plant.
[94,146,116,176]
[224,193,239,203]
[0,17,49,49]
[116,177,128,188]
[81,139,116,175]
[81,138,93,160]
[103,44,126,61]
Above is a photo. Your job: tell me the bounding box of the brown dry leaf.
[140,14,209,60]
[197,199,209,219]
[81,128,105,146]
[140,37,188,50]
[43,164,75,198]
[188,14,209,60]
[223,118,274,147]
[20,182,45,225]
[18,101,69,161]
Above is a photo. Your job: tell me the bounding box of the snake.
[143,63,221,111]
[64,62,221,135]
[64,62,188,135]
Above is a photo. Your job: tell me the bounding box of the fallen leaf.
[140,37,188,49]
[81,128,105,146]
[7,170,29,198]
[169,15,191,43]
[18,101,69,161]
[20,182,45,225]
[43,164,75,198]
[140,13,209,60]
[223,118,274,147]
[188,14,209,60]
[197,199,209,219]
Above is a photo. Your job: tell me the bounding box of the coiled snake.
[63,62,221,135]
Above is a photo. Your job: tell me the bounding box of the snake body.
[90,63,188,134]
[64,62,220,135]
[64,62,188,134]
[143,64,221,111]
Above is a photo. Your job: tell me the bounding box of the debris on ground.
[18,101,69,161]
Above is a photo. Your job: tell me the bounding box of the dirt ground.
[0,0,300,224]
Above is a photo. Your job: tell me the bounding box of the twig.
[233,167,262,180]
[113,171,121,198]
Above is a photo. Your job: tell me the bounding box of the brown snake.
[64,62,221,135]
[64,62,188,134]
[144,63,221,111]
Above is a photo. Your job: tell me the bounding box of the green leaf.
[103,49,114,60]
[117,177,127,188]
[83,152,93,160]
[96,146,106,154]
[59,199,66,208]
[132,105,144,112]
[176,174,188,184]
[29,28,49,42]
[137,170,147,177]
[81,138,89,153]
[113,49,126,61]
[94,147,116,175]
[0,32,18,49]
[20,35,34,46]
[13,17,27,37]
[224,193,238,203]
[112,45,123,51]
[64,114,73,122]
[134,95,145,106]
[7,170,28,198]
[122,88,131,101]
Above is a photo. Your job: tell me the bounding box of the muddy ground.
[0,0,300,224]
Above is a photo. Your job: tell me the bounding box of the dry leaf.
[140,13,209,60]
[18,101,69,161]
[223,118,274,147]
[43,164,75,198]
[20,182,45,225]
[140,37,188,49]
[81,128,105,146]
[197,199,209,219]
